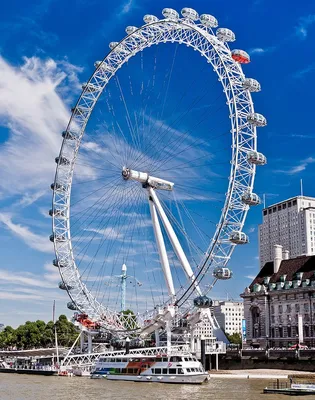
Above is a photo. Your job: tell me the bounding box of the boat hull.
[103,373,209,384]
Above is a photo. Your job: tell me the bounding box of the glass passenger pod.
[193,295,213,308]
[94,61,115,73]
[109,42,129,54]
[241,192,261,206]
[58,281,73,291]
[246,151,267,165]
[247,113,267,127]
[229,231,249,244]
[53,259,65,268]
[49,209,65,217]
[213,267,233,280]
[50,182,67,192]
[82,82,98,93]
[143,15,159,24]
[49,233,66,243]
[231,49,250,64]
[67,301,78,311]
[162,8,179,20]
[216,28,236,42]
[62,130,77,140]
[242,78,261,92]
[55,156,70,166]
[181,8,199,21]
[200,14,218,28]
[71,107,86,116]
[126,26,138,35]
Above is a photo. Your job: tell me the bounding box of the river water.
[1,374,315,400]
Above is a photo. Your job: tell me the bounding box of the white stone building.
[241,245,315,348]
[212,300,244,335]
[259,195,315,268]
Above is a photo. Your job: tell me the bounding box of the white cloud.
[293,64,315,79]
[295,14,315,39]
[0,269,55,288]
[0,55,82,198]
[0,212,53,253]
[249,46,275,55]
[120,0,134,15]
[280,157,315,175]
[245,275,256,280]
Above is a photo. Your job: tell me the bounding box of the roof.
[249,255,315,289]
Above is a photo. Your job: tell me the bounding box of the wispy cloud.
[0,55,82,198]
[295,14,315,39]
[245,275,256,280]
[248,46,275,55]
[293,63,315,79]
[0,213,53,253]
[276,157,315,175]
[0,269,55,288]
[119,0,135,16]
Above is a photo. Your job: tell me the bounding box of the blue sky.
[0,0,315,327]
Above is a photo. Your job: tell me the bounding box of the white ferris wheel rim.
[51,11,261,333]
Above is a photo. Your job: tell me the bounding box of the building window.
[295,304,300,313]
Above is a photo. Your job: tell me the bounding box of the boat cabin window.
[154,368,161,374]
[162,357,168,362]
[162,368,167,374]
[169,368,177,374]
[169,356,181,362]
[186,368,191,372]
[178,368,184,374]
[122,368,127,373]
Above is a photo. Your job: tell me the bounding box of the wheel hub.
[122,167,174,191]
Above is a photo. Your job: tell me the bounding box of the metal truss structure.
[51,7,266,335]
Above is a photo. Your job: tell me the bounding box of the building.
[259,195,315,268]
[212,300,244,335]
[241,245,315,348]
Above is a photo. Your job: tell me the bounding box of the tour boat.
[91,349,208,384]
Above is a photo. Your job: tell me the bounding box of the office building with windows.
[259,196,315,268]
[212,300,244,335]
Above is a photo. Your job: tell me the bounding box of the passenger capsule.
[58,281,73,291]
[109,41,119,50]
[241,192,261,206]
[213,267,233,280]
[216,28,235,42]
[162,8,179,20]
[247,113,267,127]
[143,15,159,24]
[126,26,138,35]
[231,49,250,64]
[50,233,66,243]
[53,259,65,268]
[193,295,213,308]
[242,78,261,92]
[247,151,267,165]
[55,156,70,166]
[62,130,76,140]
[200,14,218,28]
[181,8,199,20]
[50,182,66,191]
[49,209,65,217]
[229,231,249,245]
[82,82,98,93]
[71,107,86,116]
[67,301,78,310]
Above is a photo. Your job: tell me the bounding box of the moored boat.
[91,347,208,384]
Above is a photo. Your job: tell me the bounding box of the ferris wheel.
[50,7,267,334]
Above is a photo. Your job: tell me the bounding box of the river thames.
[1,374,314,400]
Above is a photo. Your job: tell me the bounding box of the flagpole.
[53,300,60,368]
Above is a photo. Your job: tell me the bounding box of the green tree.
[120,309,138,330]
[226,332,242,345]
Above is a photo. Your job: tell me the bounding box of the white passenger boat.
[91,346,208,384]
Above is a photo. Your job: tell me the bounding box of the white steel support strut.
[148,196,175,297]
[148,187,202,296]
